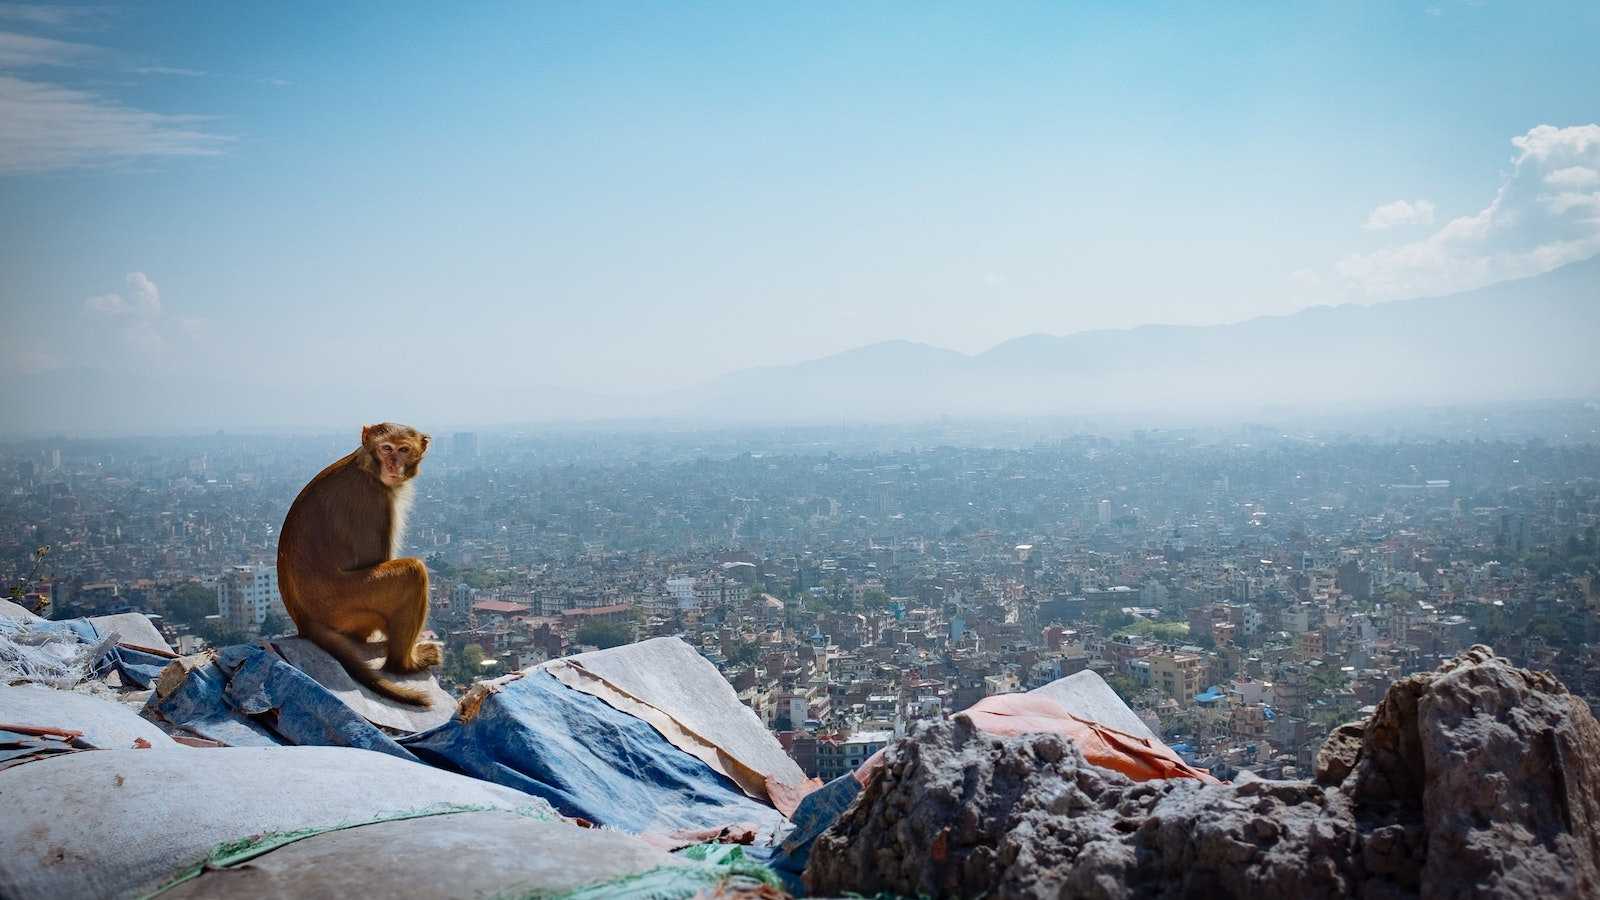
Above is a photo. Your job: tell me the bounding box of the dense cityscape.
[5,407,1598,784]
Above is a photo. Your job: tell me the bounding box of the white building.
[666,576,698,610]
[217,564,285,633]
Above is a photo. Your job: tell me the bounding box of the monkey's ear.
[420,433,431,452]
[361,424,378,444]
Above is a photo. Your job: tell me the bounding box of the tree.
[1105,674,1140,703]
[727,641,760,666]
[861,589,889,610]
[576,621,632,649]
[164,583,217,629]
[259,611,290,638]
[444,643,486,686]
[199,618,251,648]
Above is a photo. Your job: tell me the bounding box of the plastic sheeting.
[157,811,697,899]
[769,771,864,887]
[0,614,168,690]
[402,669,787,837]
[543,637,812,810]
[1028,669,1158,741]
[0,746,557,900]
[0,683,178,750]
[959,692,1219,783]
[0,598,43,623]
[146,645,418,759]
[270,636,454,732]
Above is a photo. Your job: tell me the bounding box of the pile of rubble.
[806,646,1600,899]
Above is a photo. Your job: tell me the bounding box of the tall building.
[666,576,698,610]
[217,564,285,633]
[454,432,479,459]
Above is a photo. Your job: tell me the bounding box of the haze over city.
[3,2,1599,433]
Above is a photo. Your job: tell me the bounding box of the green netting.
[140,802,557,899]
[527,843,781,900]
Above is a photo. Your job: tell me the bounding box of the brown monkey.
[277,422,442,706]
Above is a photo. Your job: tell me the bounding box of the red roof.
[472,600,530,614]
[561,603,633,617]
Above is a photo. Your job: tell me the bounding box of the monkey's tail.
[298,620,433,707]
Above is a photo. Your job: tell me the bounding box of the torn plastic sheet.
[542,637,814,811]
[145,645,417,759]
[401,670,787,837]
[766,770,863,891]
[0,615,170,690]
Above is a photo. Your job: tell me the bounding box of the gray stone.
[805,646,1600,900]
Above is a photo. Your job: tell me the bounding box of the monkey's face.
[361,423,431,487]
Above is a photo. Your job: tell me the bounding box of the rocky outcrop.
[805,646,1600,900]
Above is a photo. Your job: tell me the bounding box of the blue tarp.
[148,646,786,838]
[147,645,416,759]
[400,670,786,836]
[767,771,862,885]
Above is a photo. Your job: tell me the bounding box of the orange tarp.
[956,693,1221,784]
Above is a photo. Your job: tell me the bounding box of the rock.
[1341,645,1600,899]
[804,646,1600,900]
[1315,720,1366,787]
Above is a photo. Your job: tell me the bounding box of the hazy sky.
[1,1,1597,397]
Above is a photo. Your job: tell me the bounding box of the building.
[453,432,479,459]
[666,576,698,610]
[1149,649,1205,706]
[217,564,284,633]
[817,730,892,781]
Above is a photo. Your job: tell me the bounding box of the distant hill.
[4,256,1596,435]
[667,255,1600,422]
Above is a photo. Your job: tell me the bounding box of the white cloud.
[0,29,94,67]
[1363,198,1435,230]
[0,27,229,173]
[84,271,162,318]
[79,272,190,360]
[1544,166,1599,190]
[0,4,105,30]
[133,65,206,77]
[0,74,228,173]
[1336,124,1600,300]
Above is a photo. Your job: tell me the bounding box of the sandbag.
[155,810,686,899]
[0,745,557,900]
[0,684,178,750]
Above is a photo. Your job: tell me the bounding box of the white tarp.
[542,636,809,801]
[0,599,42,623]
[270,637,455,732]
[157,810,690,899]
[0,684,178,750]
[0,746,556,900]
[88,612,172,655]
[1028,669,1158,741]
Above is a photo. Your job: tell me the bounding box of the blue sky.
[1,1,1597,400]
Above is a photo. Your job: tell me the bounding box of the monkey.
[276,423,442,706]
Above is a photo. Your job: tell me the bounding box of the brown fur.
[276,423,440,706]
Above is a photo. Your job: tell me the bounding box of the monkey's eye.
[398,447,409,456]
[381,444,394,454]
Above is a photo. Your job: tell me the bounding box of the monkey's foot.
[390,642,443,673]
